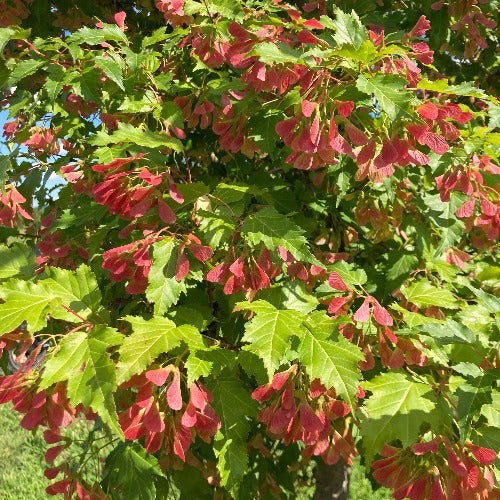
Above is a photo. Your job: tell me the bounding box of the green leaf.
[205,0,244,20]
[6,59,45,87]
[40,326,124,438]
[424,192,465,255]
[41,265,102,321]
[253,42,302,64]
[330,260,367,287]
[417,78,449,93]
[0,243,36,280]
[141,27,168,49]
[417,320,476,344]
[401,279,458,309]
[390,303,443,327]
[258,281,319,314]
[361,372,441,461]
[331,9,368,49]
[116,316,202,384]
[68,25,128,45]
[44,64,66,103]
[386,252,418,282]
[298,324,363,410]
[235,300,306,378]
[480,392,500,428]
[455,371,498,439]
[356,74,411,121]
[146,239,187,316]
[90,122,182,151]
[207,374,258,493]
[0,27,30,58]
[464,283,500,313]
[104,443,164,500]
[488,103,500,129]
[185,346,237,385]
[241,207,320,265]
[0,280,55,334]
[95,55,125,90]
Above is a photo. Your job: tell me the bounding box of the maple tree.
[0,0,498,498]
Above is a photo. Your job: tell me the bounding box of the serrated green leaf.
[0,280,55,334]
[235,300,306,378]
[464,283,500,313]
[40,326,124,437]
[331,260,367,287]
[361,372,442,461]
[44,64,66,103]
[416,320,475,344]
[488,103,500,129]
[390,303,443,327]
[241,207,320,265]
[417,78,449,93]
[480,392,500,428]
[95,55,125,90]
[6,59,45,87]
[141,27,168,49]
[68,24,128,45]
[146,239,187,316]
[116,316,202,384]
[386,252,418,282]
[253,42,302,64]
[356,74,411,121]
[104,443,164,500]
[298,327,363,410]
[207,374,258,493]
[331,9,368,49]
[90,122,183,151]
[424,192,465,255]
[41,265,102,321]
[185,346,237,385]
[455,371,498,440]
[205,0,243,20]
[258,281,319,314]
[401,279,458,309]
[0,243,36,280]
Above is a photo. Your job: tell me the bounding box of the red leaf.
[328,296,350,316]
[45,445,65,463]
[372,300,393,326]
[143,403,165,433]
[353,297,370,322]
[190,382,207,409]
[175,252,190,281]
[345,123,369,146]
[166,370,183,411]
[446,447,468,477]
[299,403,323,433]
[455,198,475,218]
[157,198,176,224]
[409,15,431,37]
[114,11,126,29]
[420,132,449,155]
[328,271,349,291]
[44,467,61,480]
[412,439,439,455]
[301,99,316,117]
[303,18,325,29]
[417,102,439,120]
[92,154,144,172]
[206,261,229,283]
[337,101,354,118]
[467,443,497,465]
[146,368,171,386]
[189,244,213,262]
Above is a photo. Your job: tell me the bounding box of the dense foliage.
[0,0,498,498]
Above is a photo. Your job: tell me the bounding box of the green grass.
[0,404,51,499]
[0,403,392,499]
